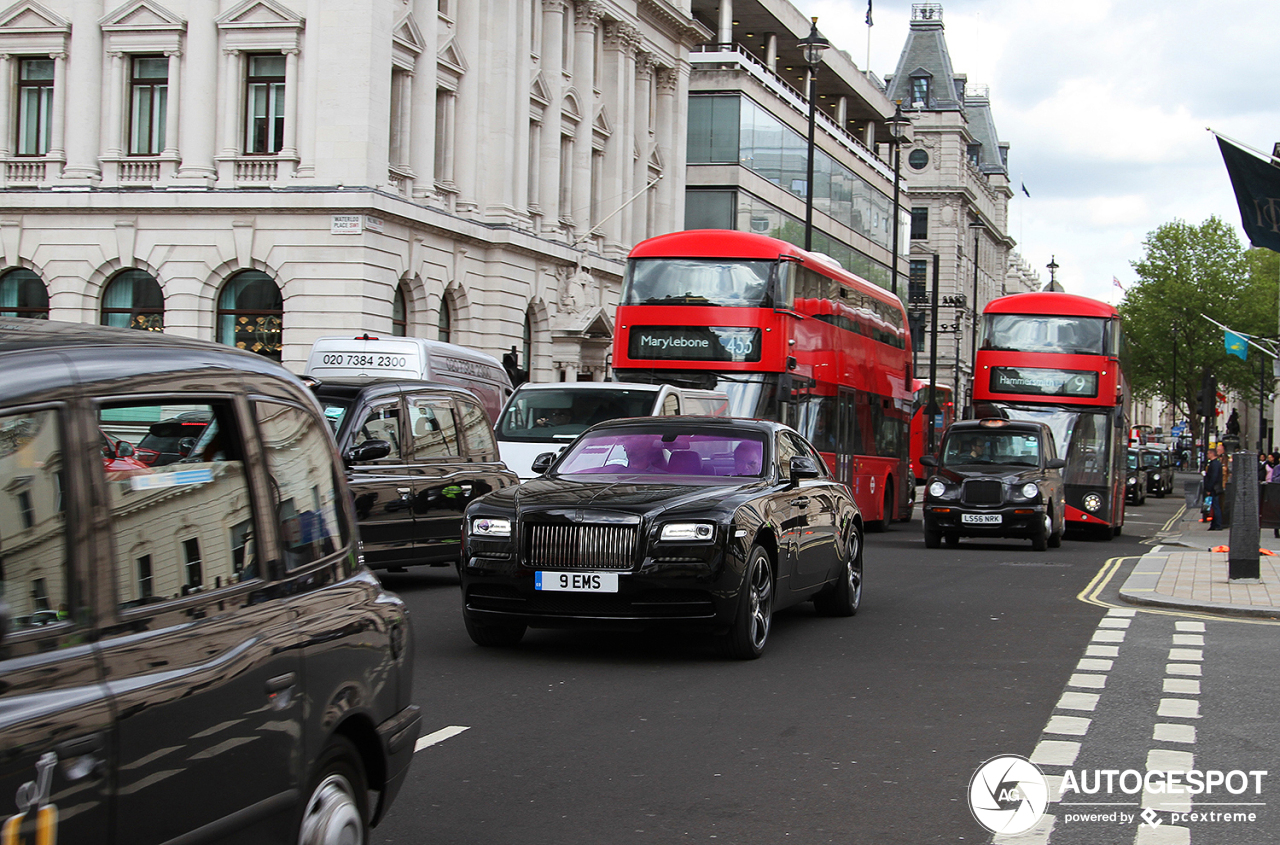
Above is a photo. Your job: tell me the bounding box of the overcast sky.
[807,0,1274,304]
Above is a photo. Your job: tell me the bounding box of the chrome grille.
[525,523,636,571]
[963,480,1003,505]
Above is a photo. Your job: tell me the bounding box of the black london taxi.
[309,378,519,571]
[0,319,418,845]
[1125,447,1149,504]
[921,418,1066,550]
[461,417,863,659]
[1142,445,1174,498]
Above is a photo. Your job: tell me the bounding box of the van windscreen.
[496,388,659,442]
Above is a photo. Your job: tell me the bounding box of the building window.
[437,295,453,343]
[17,58,54,156]
[434,88,454,183]
[137,555,154,600]
[908,259,928,304]
[0,269,49,318]
[130,56,168,155]
[910,76,930,107]
[182,538,203,592]
[101,270,164,331]
[392,286,408,336]
[245,54,286,154]
[522,308,533,381]
[910,207,928,240]
[217,270,283,361]
[17,489,34,529]
[967,144,981,167]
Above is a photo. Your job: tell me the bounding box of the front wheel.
[924,525,941,549]
[1031,512,1050,551]
[298,736,368,845]
[719,545,774,659]
[814,524,863,617]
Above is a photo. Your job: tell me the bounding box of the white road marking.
[414,725,471,752]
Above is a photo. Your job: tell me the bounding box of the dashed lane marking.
[414,725,471,752]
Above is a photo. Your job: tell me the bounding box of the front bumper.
[923,502,1046,537]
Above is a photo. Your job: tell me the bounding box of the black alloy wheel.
[814,523,863,617]
[720,545,774,659]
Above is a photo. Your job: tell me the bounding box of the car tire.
[1032,512,1050,551]
[924,525,941,548]
[297,736,368,845]
[1048,511,1063,548]
[814,524,862,617]
[719,545,773,659]
[463,612,527,647]
[944,532,960,547]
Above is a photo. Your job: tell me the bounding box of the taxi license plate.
[535,572,619,592]
[961,514,1002,525]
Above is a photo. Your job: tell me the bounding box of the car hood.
[483,475,760,516]
[933,465,1047,485]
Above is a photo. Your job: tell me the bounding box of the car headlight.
[470,517,512,538]
[660,522,715,541]
[1020,482,1039,499]
[1153,473,1161,480]
[1127,477,1136,485]
[1083,493,1102,512]
[928,480,947,498]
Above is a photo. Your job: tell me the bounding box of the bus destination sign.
[628,326,762,363]
[990,367,1099,398]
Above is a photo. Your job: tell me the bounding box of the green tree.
[1120,216,1276,441]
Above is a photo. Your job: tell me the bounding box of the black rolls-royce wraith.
[460,417,863,659]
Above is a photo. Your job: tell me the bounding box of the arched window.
[392,286,408,337]
[437,294,453,343]
[522,308,533,377]
[0,269,49,319]
[101,269,164,330]
[217,270,283,361]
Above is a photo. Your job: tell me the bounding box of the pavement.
[1118,477,1280,619]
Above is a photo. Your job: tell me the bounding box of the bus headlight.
[928,481,947,498]
[1083,493,1103,512]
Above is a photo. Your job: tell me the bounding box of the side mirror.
[531,453,557,475]
[178,437,197,457]
[920,455,937,468]
[789,455,821,481]
[1046,458,1066,470]
[116,440,135,457]
[347,439,392,464]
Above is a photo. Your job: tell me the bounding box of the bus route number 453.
[535,571,619,592]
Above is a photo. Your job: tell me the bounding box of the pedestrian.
[1270,452,1280,483]
[1205,444,1226,530]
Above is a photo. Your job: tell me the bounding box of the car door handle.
[397,487,412,499]
[266,672,298,694]
[789,497,809,507]
[54,733,106,781]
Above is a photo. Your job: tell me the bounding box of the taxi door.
[343,394,421,567]
[0,403,111,845]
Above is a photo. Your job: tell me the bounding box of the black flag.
[1217,135,1280,252]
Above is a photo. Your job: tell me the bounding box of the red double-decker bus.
[910,381,955,483]
[971,292,1129,537]
[611,229,913,529]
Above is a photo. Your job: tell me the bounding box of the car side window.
[0,407,76,645]
[776,432,801,480]
[99,400,260,608]
[456,399,496,457]
[409,399,460,459]
[255,401,348,570]
[353,401,403,462]
[790,433,828,477]
[661,394,679,415]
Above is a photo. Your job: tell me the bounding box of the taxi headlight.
[661,522,715,542]
[1020,482,1039,499]
[928,481,947,498]
[1153,473,1161,480]
[1083,493,1103,512]
[471,517,512,538]
[1127,477,1136,485]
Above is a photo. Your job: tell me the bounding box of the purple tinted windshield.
[557,431,767,478]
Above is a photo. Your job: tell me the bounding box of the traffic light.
[1197,372,1218,418]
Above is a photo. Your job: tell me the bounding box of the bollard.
[1228,452,1260,581]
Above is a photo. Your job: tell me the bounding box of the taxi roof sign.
[979,419,1009,428]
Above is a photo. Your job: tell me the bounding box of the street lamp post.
[886,103,911,298]
[1046,255,1059,290]
[798,17,830,252]
[969,221,985,397]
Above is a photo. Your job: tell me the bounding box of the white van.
[304,334,513,423]
[494,382,729,479]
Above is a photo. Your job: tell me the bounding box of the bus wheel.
[868,480,893,533]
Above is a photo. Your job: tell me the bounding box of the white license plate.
[961,513,1003,525]
[535,571,619,592]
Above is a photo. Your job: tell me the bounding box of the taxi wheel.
[1032,513,1050,551]
[944,532,959,547]
[815,524,862,617]
[1048,511,1063,548]
[464,612,527,647]
[720,545,773,659]
[924,526,941,549]
[298,736,368,845]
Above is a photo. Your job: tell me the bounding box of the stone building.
[887,3,1027,408]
